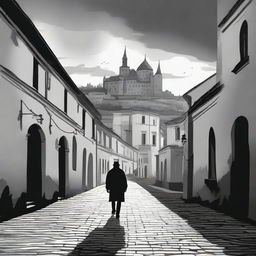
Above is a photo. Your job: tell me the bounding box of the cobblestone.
[0,180,256,255]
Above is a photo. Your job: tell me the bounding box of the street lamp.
[181,134,187,145]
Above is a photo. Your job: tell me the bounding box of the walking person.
[106,161,127,219]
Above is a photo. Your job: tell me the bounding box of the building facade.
[156,115,185,191]
[96,121,138,185]
[103,48,163,97]
[183,0,256,221]
[0,0,137,220]
[113,112,162,178]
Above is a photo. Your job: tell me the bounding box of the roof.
[127,69,138,80]
[155,62,162,75]
[165,114,186,125]
[104,75,122,82]
[183,73,216,97]
[137,58,153,71]
[218,0,245,28]
[188,82,224,115]
[0,0,101,120]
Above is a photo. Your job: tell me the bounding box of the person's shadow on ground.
[68,216,125,256]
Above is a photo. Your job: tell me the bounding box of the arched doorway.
[160,162,163,181]
[230,116,250,217]
[27,124,45,203]
[82,148,87,190]
[58,136,68,198]
[87,153,94,189]
[144,165,148,178]
[208,128,216,180]
[164,159,167,181]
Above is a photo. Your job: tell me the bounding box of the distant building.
[156,115,185,191]
[103,48,163,97]
[113,112,163,178]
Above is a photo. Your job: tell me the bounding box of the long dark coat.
[106,167,127,202]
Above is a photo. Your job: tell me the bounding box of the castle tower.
[153,61,163,95]
[137,55,153,82]
[119,47,130,77]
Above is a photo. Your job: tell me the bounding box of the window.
[175,127,180,140]
[45,72,51,98]
[141,132,146,145]
[64,89,68,114]
[153,119,156,126]
[142,115,145,124]
[208,128,216,180]
[152,134,156,146]
[116,141,118,152]
[33,57,39,90]
[92,119,95,139]
[82,109,86,130]
[232,20,249,74]
[72,136,77,171]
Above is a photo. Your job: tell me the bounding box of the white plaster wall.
[186,75,216,106]
[188,1,256,221]
[0,74,97,201]
[217,1,256,220]
[170,148,183,183]
[0,15,98,204]
[0,17,33,86]
[166,124,184,146]
[132,113,160,149]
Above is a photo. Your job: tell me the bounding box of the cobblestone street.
[0,179,256,256]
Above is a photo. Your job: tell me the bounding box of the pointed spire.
[155,61,162,75]
[122,46,127,67]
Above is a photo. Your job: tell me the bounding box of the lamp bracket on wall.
[18,100,44,129]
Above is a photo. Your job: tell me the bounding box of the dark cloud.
[84,0,217,61]
[64,64,116,77]
[17,0,216,61]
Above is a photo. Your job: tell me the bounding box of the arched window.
[208,128,216,180]
[160,162,163,181]
[72,136,77,170]
[164,159,167,181]
[232,20,249,74]
[240,20,248,61]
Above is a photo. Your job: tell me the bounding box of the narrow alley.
[0,179,256,256]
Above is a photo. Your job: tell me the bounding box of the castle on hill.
[103,48,163,97]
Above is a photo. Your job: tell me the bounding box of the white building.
[113,112,162,178]
[96,121,138,185]
[183,0,256,221]
[103,48,163,97]
[156,115,185,191]
[0,0,138,219]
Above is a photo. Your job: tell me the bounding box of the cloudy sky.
[17,0,217,96]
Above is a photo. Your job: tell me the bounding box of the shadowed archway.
[58,136,69,198]
[208,127,216,180]
[82,148,87,191]
[27,124,45,203]
[230,116,250,218]
[87,153,94,189]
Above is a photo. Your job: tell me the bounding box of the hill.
[80,89,188,130]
